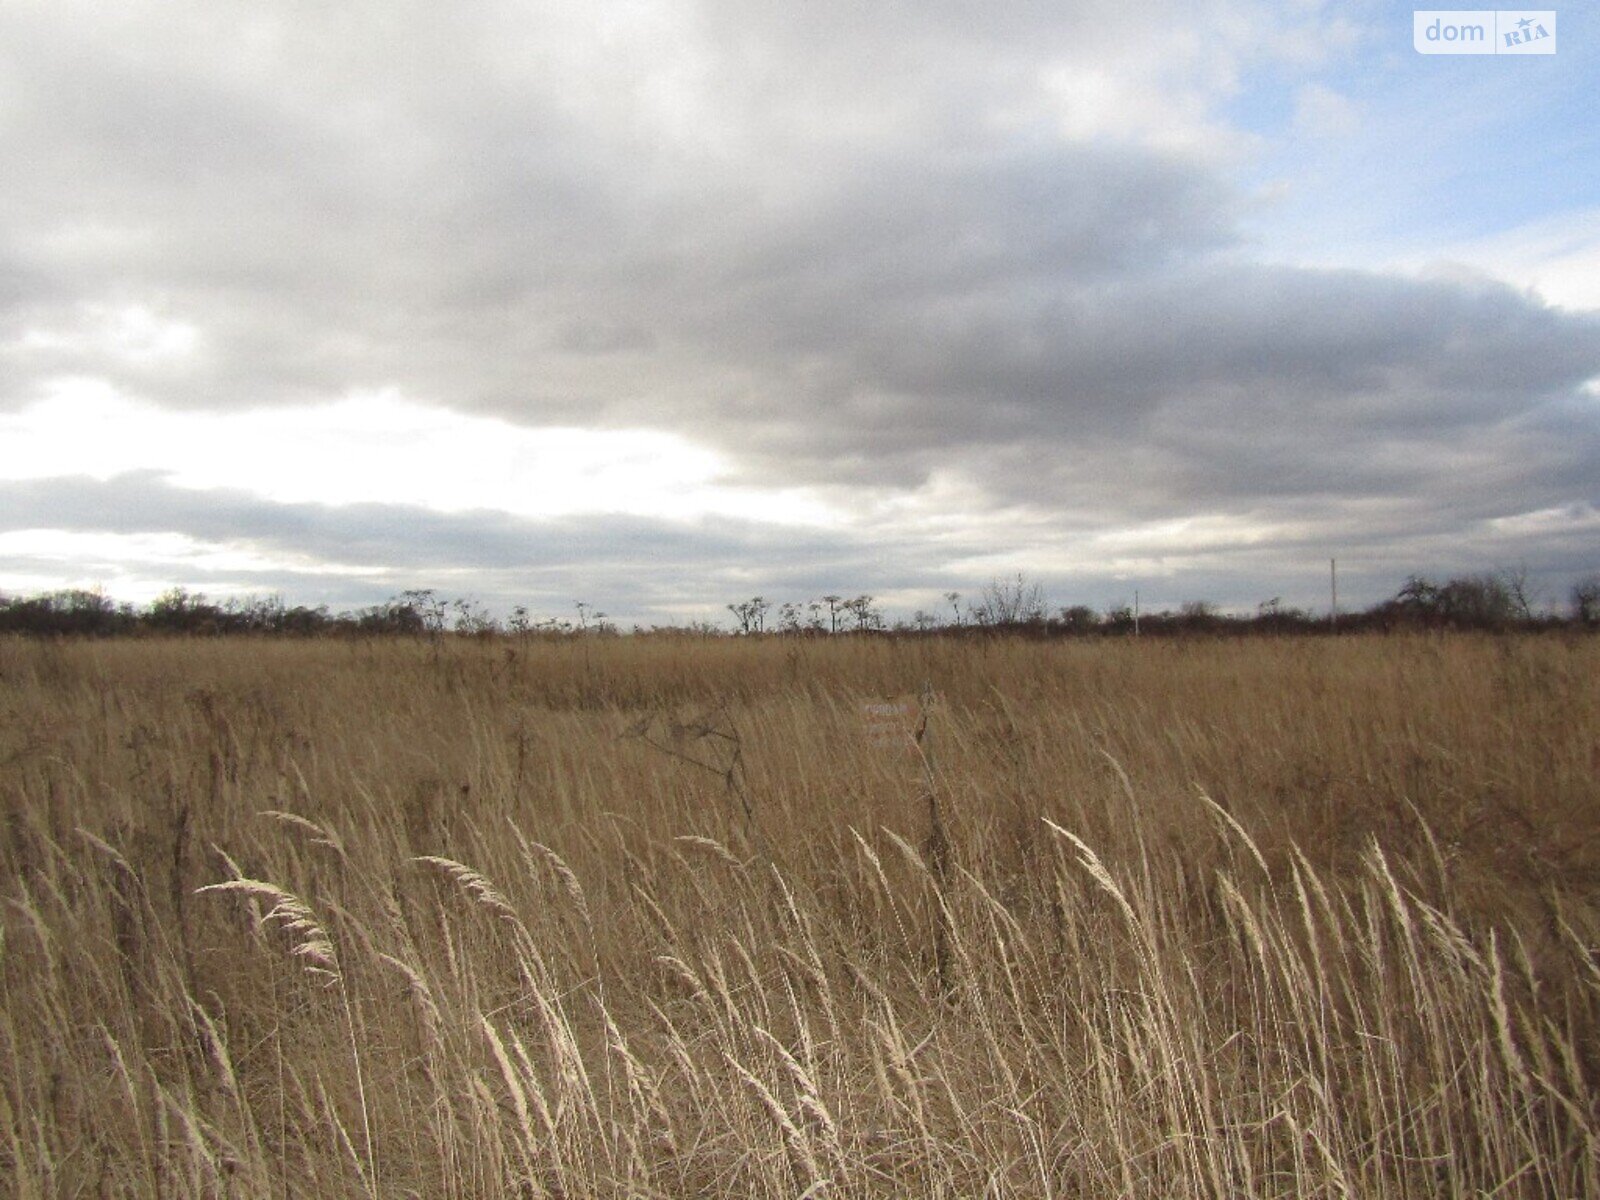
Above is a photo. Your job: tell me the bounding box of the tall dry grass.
[0,632,1596,1197]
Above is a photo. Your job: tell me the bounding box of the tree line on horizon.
[3,569,1599,639]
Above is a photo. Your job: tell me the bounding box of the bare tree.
[1499,563,1539,620]
[451,598,498,635]
[822,595,843,634]
[401,588,448,635]
[726,596,771,635]
[1394,574,1519,627]
[1572,574,1600,625]
[844,595,880,631]
[972,574,1046,627]
[945,591,962,627]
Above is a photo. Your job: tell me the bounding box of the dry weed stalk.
[0,632,1593,1197]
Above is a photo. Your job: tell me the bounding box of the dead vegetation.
[0,632,1596,1197]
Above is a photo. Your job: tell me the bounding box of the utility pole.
[1330,558,1338,630]
[1133,589,1141,637]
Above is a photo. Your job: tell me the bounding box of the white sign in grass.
[859,698,917,749]
[857,687,939,790]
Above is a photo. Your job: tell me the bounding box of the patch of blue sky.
[1224,4,1597,263]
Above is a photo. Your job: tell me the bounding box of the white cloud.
[1292,82,1359,138]
[1401,209,1600,313]
[10,304,200,364]
[0,380,841,526]
[0,527,383,579]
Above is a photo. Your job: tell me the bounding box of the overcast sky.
[3,0,1597,625]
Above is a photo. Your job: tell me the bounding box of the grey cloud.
[1,0,1246,418]
[0,472,826,569]
[0,472,979,619]
[700,264,1600,526]
[3,470,1595,621]
[1,0,1597,612]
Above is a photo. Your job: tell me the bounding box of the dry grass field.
[1,632,1596,1198]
